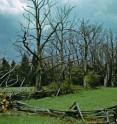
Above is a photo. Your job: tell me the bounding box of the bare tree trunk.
[83,44,88,87]
[104,63,109,87]
[35,61,42,90]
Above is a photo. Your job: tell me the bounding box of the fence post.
[76,103,85,122]
[105,110,109,124]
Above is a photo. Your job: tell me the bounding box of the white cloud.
[0,0,27,14]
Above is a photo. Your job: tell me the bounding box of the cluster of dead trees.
[0,0,117,90]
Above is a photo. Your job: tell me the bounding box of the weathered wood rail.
[10,101,117,124]
[0,92,117,123]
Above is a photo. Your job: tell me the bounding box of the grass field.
[0,87,117,124]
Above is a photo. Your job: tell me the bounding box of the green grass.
[0,112,79,124]
[0,113,67,124]
[0,87,117,124]
[25,87,117,110]
[0,113,63,124]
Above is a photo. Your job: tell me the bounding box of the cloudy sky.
[0,0,117,61]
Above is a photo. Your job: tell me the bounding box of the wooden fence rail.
[10,101,117,124]
[0,92,117,123]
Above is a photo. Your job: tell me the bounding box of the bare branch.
[41,22,60,49]
[0,65,16,79]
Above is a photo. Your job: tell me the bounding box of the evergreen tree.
[31,53,38,86]
[0,58,10,86]
[1,58,10,71]
[19,54,31,86]
[11,60,16,68]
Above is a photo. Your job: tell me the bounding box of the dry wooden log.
[10,90,56,100]
[0,89,72,101]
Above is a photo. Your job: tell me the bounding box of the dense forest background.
[0,0,117,91]
[0,26,117,89]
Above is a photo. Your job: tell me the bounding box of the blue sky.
[0,0,117,61]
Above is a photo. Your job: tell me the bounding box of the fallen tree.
[0,87,72,101]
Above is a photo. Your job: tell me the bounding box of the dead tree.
[79,20,102,87]
[49,6,74,81]
[104,30,115,87]
[16,0,63,91]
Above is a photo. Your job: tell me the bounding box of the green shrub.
[48,80,73,95]
[48,82,59,91]
[60,80,73,94]
[84,71,101,88]
[71,67,84,85]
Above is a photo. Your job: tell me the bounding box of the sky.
[0,0,117,61]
